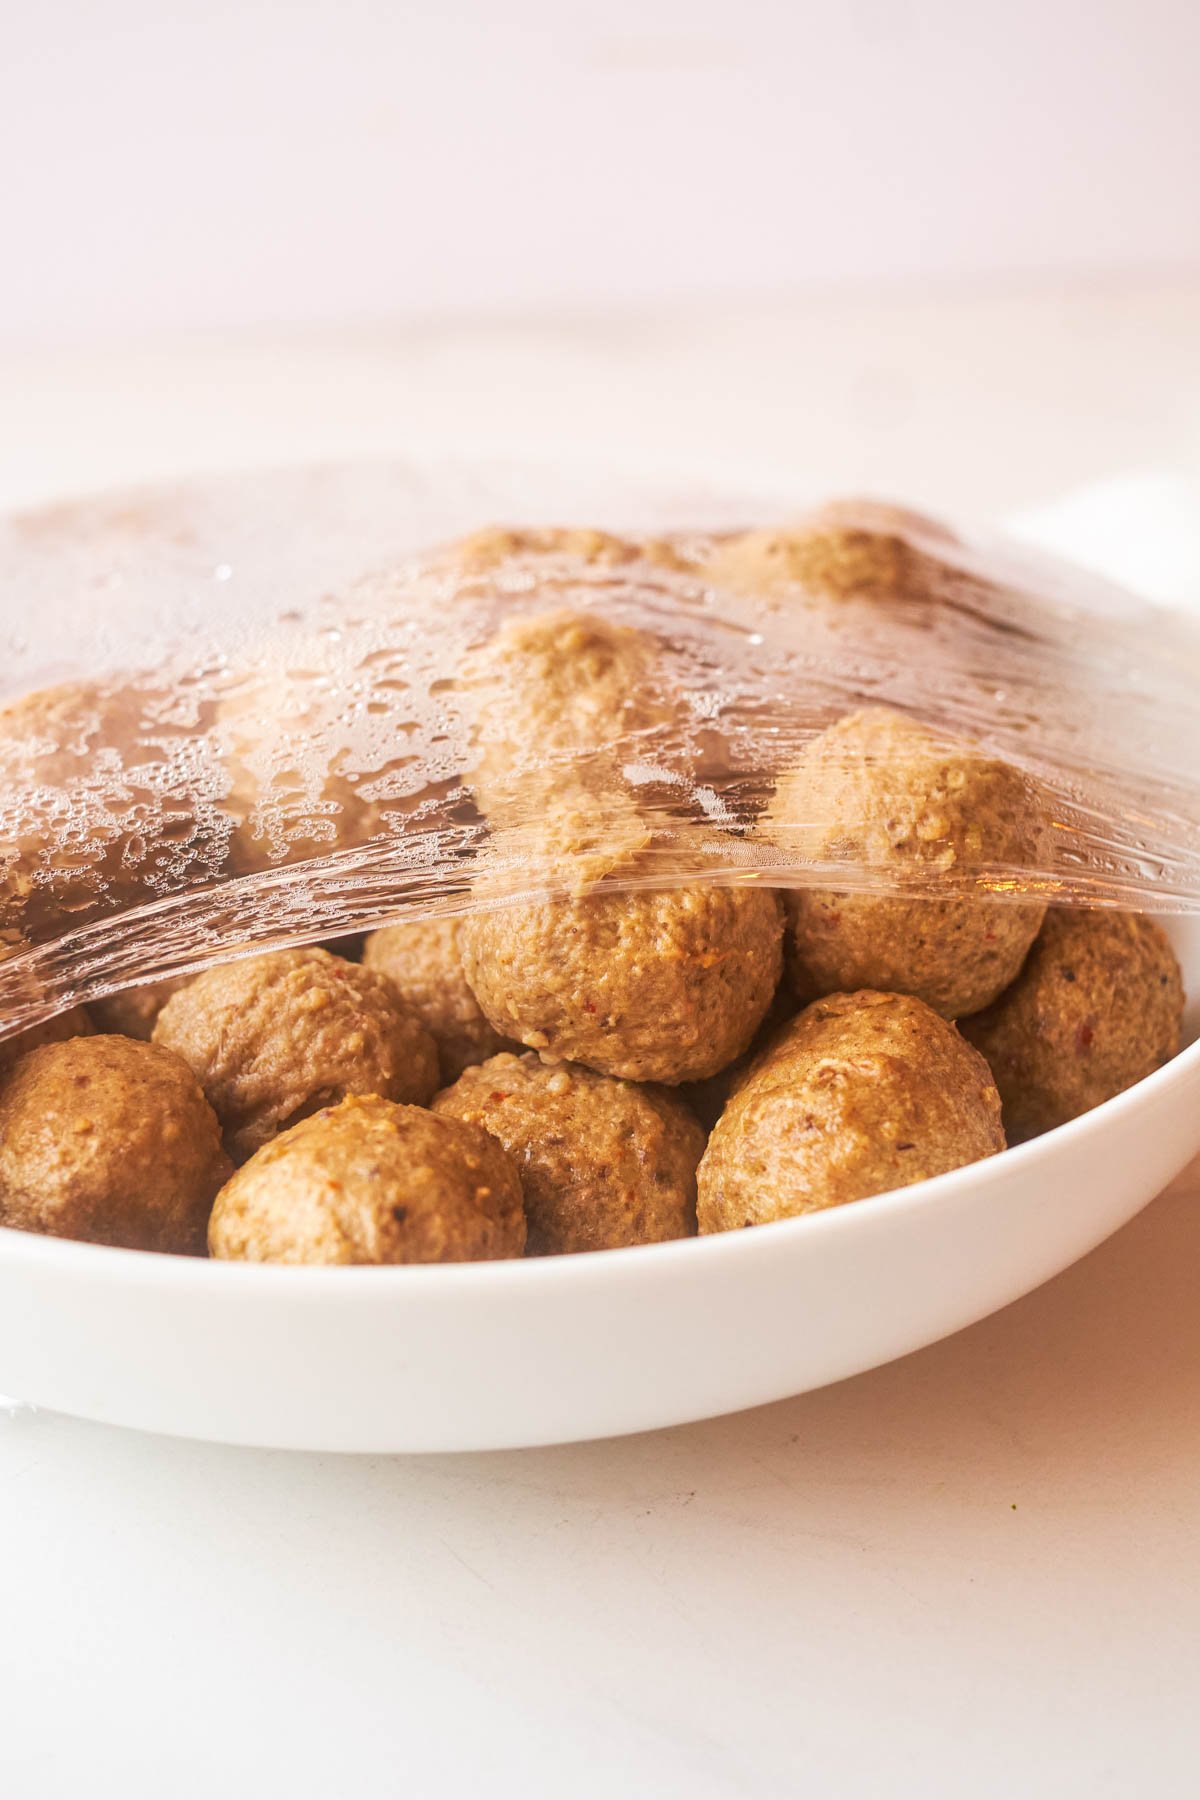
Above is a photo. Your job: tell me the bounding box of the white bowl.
[0,917,1196,1453]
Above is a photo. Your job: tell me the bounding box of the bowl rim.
[3,993,1198,1298]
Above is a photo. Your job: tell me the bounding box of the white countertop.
[3,281,1198,1799]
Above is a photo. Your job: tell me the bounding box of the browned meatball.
[961,909,1185,1140]
[208,1095,525,1265]
[703,499,958,603]
[0,1004,93,1076]
[0,1034,229,1252]
[0,677,227,943]
[433,1051,703,1255]
[698,990,1005,1232]
[445,525,693,574]
[362,917,516,1082]
[90,978,189,1041]
[465,608,679,821]
[459,871,783,1085]
[153,947,438,1161]
[322,932,365,960]
[767,708,1047,1018]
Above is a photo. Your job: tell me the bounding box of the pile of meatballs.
[0,504,1187,1265]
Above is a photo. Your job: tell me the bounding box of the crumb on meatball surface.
[444,524,693,574]
[465,608,679,821]
[433,1051,703,1255]
[208,1094,525,1265]
[961,908,1185,1140]
[215,657,385,874]
[362,916,515,1082]
[702,498,958,603]
[153,947,438,1161]
[90,977,189,1042]
[767,708,1048,1018]
[0,678,217,938]
[0,1033,229,1252]
[459,848,784,1084]
[697,989,1005,1232]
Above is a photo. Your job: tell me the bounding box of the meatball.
[362,916,515,1082]
[703,499,957,603]
[215,657,382,873]
[767,708,1047,1017]
[459,859,784,1084]
[90,977,189,1041]
[209,1094,525,1265]
[465,608,678,820]
[153,947,438,1161]
[0,677,224,941]
[697,990,1005,1232]
[434,1051,703,1255]
[445,525,692,574]
[961,909,1185,1140]
[0,1034,229,1252]
[0,1004,93,1076]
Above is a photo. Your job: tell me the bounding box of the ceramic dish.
[0,914,1195,1452]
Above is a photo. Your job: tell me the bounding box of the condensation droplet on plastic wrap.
[0,461,1198,1042]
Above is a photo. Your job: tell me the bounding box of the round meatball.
[90,977,189,1041]
[465,608,678,820]
[0,1034,229,1252]
[215,657,383,873]
[153,947,438,1161]
[0,1004,93,1076]
[961,909,1185,1140]
[445,525,692,574]
[208,1095,525,1265]
[322,932,365,960]
[697,990,1005,1232]
[0,678,224,941]
[767,708,1047,1018]
[703,499,957,603]
[459,875,784,1085]
[434,1051,703,1255]
[679,982,798,1132]
[362,917,515,1082]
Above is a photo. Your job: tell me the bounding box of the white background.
[2,4,1200,1795]
[2,0,1199,341]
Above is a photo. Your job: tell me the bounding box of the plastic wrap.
[1,460,1198,1042]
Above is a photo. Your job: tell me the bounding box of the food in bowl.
[767,707,1049,1018]
[0,507,1190,1267]
[151,947,439,1161]
[90,978,188,1041]
[0,1002,94,1074]
[208,1094,526,1265]
[446,524,692,574]
[961,908,1184,1140]
[433,1050,704,1255]
[701,498,958,603]
[465,607,678,819]
[0,1034,229,1253]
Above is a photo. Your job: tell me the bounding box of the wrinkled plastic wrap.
[1,460,1198,1041]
